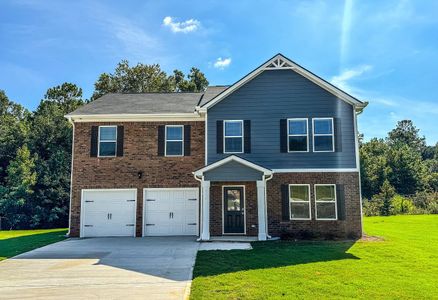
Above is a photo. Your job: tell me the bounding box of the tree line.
[0,61,208,229]
[0,59,437,229]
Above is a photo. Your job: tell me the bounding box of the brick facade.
[69,121,205,237]
[266,172,362,239]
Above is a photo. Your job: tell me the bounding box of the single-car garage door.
[81,189,137,237]
[143,188,198,236]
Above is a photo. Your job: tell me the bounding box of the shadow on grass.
[193,240,359,278]
[0,230,67,260]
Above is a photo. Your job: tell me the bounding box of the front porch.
[193,155,273,241]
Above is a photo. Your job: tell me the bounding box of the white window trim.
[288,184,311,220]
[223,120,244,154]
[165,125,184,157]
[287,118,309,152]
[314,184,338,220]
[98,125,117,158]
[312,118,335,152]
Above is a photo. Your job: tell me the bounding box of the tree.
[378,180,395,216]
[387,120,426,154]
[92,60,208,100]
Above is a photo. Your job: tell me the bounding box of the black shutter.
[281,184,290,221]
[334,118,342,152]
[336,184,346,220]
[216,120,223,154]
[184,125,191,156]
[116,126,124,157]
[280,119,288,153]
[244,120,251,153]
[90,126,98,157]
[157,125,165,156]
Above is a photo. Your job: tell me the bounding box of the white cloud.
[330,65,372,93]
[213,57,231,69]
[163,16,200,33]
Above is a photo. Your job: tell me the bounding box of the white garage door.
[143,188,198,236]
[81,189,137,237]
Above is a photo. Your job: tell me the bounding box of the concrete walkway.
[0,237,199,300]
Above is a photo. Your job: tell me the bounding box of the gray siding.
[207,70,357,169]
[204,160,264,181]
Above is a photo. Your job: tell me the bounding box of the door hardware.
[188,198,197,201]
[188,223,197,225]
[146,199,156,201]
[85,200,94,203]
[146,224,155,226]
[84,225,93,227]
[126,224,134,227]
[126,199,135,202]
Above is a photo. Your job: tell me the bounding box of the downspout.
[264,173,273,239]
[193,173,203,242]
[67,117,75,237]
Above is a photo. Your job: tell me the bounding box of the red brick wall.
[266,172,362,239]
[209,182,258,236]
[69,121,204,237]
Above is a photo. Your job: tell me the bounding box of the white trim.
[142,187,199,237]
[222,185,246,235]
[272,168,359,173]
[194,155,273,176]
[288,184,312,220]
[205,112,208,165]
[314,184,338,221]
[312,118,335,153]
[66,113,203,122]
[287,118,309,152]
[199,54,366,112]
[80,188,137,238]
[164,125,184,157]
[200,180,210,240]
[98,125,117,157]
[256,180,267,240]
[67,120,75,236]
[353,108,364,235]
[223,120,244,154]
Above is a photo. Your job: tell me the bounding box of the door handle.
[169,212,172,219]
[172,212,174,218]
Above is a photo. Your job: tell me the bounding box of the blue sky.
[1,0,437,144]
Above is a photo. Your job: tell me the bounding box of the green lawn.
[191,215,438,299]
[0,228,67,261]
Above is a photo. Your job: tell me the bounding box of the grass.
[0,228,67,261]
[191,215,438,299]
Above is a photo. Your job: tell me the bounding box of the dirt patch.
[360,234,384,242]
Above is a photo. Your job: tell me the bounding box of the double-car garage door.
[81,188,198,237]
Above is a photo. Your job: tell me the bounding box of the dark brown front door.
[223,187,245,234]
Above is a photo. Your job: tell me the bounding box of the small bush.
[391,195,415,215]
[363,198,383,216]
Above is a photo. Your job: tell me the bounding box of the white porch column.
[200,180,211,240]
[257,180,267,241]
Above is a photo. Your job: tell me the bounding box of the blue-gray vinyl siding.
[204,160,264,181]
[207,69,357,169]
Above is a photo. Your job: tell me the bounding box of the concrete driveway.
[0,237,199,300]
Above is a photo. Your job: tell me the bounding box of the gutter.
[67,117,74,237]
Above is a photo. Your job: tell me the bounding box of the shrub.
[390,195,415,215]
[363,198,383,216]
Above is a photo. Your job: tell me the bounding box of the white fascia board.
[65,113,204,122]
[272,168,359,173]
[194,155,272,176]
[199,54,366,112]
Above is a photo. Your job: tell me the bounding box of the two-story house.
[66,54,367,240]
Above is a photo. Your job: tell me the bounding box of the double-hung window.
[313,118,334,152]
[165,125,184,156]
[98,126,117,157]
[224,120,243,153]
[288,118,308,152]
[289,184,311,220]
[315,184,337,220]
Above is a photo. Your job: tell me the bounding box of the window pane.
[100,127,116,141]
[290,186,309,202]
[314,136,333,151]
[291,202,310,219]
[99,142,116,156]
[316,202,336,219]
[289,136,307,151]
[314,119,332,134]
[225,121,242,136]
[289,120,307,135]
[225,137,243,152]
[166,126,183,140]
[227,189,241,211]
[166,141,183,156]
[316,185,335,201]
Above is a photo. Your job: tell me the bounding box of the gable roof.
[193,155,272,177]
[199,53,367,112]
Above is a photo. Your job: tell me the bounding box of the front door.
[223,187,245,234]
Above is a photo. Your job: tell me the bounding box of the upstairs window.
[315,184,337,220]
[288,119,308,152]
[224,120,243,153]
[98,126,117,157]
[289,184,311,220]
[165,125,184,156]
[313,118,334,152]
